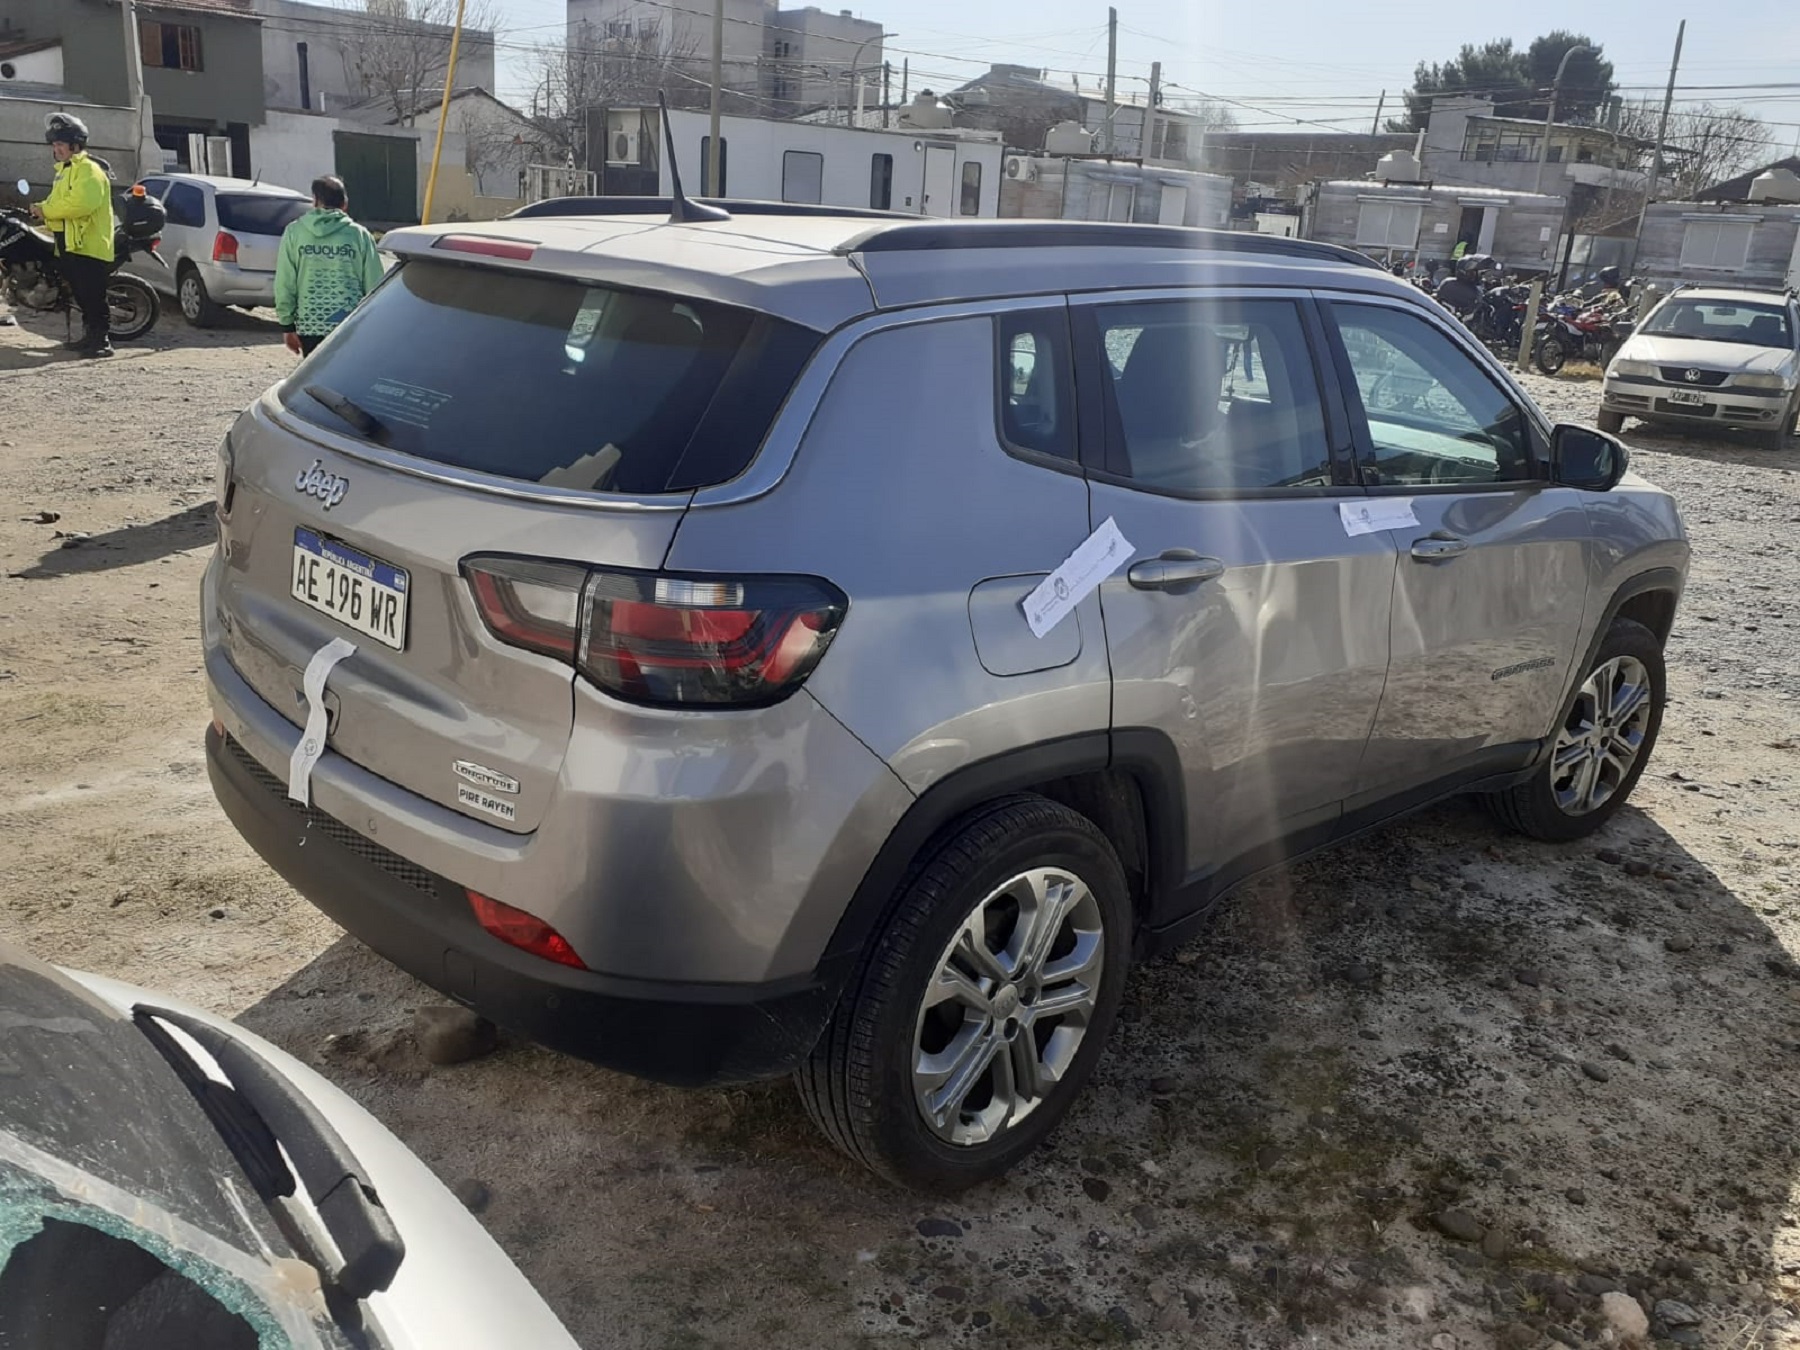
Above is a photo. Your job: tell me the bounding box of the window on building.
[140,20,203,72]
[1354,200,1423,249]
[1679,219,1755,271]
[782,150,823,204]
[959,160,982,216]
[699,137,728,194]
[869,153,893,210]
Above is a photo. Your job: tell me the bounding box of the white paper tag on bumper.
[1339,498,1420,537]
[288,637,356,807]
[1021,517,1133,639]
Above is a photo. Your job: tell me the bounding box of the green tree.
[1389,33,1613,132]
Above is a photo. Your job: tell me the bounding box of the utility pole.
[1370,89,1385,138]
[901,58,909,106]
[1146,61,1161,162]
[420,0,467,223]
[1534,43,1595,194]
[1103,6,1117,158]
[1633,20,1685,252]
[704,0,723,195]
[882,61,891,128]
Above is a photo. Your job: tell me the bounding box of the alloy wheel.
[1549,655,1653,815]
[180,275,202,322]
[912,867,1104,1147]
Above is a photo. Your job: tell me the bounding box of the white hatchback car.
[128,173,312,327]
[1600,285,1800,449]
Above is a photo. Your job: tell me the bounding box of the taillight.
[463,559,846,708]
[462,558,587,661]
[213,231,239,263]
[467,890,586,969]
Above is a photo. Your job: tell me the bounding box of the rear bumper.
[197,260,275,305]
[205,725,841,1086]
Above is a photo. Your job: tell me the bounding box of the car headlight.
[1609,358,1656,378]
[1734,372,1794,391]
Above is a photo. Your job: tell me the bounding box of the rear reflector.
[467,890,586,969]
[433,234,536,261]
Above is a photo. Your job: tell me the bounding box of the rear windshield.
[280,261,821,494]
[215,193,311,236]
[1641,299,1795,347]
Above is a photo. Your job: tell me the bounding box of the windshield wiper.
[304,384,387,442]
[132,1004,405,1301]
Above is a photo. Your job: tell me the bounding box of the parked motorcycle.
[1533,293,1633,376]
[0,177,165,343]
[1467,282,1533,354]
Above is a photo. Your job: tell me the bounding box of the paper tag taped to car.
[1339,499,1420,537]
[1021,517,1133,639]
[288,637,356,806]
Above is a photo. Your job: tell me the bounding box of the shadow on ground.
[236,799,1800,1349]
[9,503,214,579]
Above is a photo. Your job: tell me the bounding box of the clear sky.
[467,0,1800,149]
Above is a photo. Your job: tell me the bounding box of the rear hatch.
[214,190,310,274]
[214,252,821,832]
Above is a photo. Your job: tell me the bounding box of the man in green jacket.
[274,176,383,356]
[31,113,116,358]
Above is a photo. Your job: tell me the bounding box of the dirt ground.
[2,306,1799,1350]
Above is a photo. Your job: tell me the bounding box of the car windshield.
[1641,299,1794,348]
[280,260,820,494]
[215,193,310,236]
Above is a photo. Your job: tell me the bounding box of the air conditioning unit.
[607,131,640,165]
[1005,155,1038,183]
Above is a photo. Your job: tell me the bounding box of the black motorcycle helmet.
[1598,265,1621,288]
[44,113,90,148]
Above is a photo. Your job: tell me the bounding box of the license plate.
[1666,389,1708,407]
[291,528,409,650]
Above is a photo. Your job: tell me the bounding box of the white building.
[597,105,1000,216]
[250,0,496,116]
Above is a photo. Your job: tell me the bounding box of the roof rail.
[508,196,906,222]
[832,220,1387,270]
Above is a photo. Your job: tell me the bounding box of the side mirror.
[15,179,29,197]
[1551,423,1629,492]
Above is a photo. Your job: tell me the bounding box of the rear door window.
[280,261,820,495]
[162,182,205,229]
[215,193,310,237]
[1088,297,1335,494]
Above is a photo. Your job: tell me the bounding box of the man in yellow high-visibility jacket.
[31,113,116,358]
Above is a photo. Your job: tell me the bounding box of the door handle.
[1127,553,1226,592]
[1409,534,1470,561]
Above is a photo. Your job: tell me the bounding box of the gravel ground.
[1,311,1798,1350]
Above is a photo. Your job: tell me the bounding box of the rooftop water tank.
[1043,120,1095,156]
[1748,167,1800,203]
[1375,149,1425,184]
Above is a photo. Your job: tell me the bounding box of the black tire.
[1487,618,1665,843]
[1534,332,1568,376]
[796,795,1131,1192]
[1762,395,1798,451]
[177,265,222,328]
[1595,409,1625,435]
[104,275,158,342]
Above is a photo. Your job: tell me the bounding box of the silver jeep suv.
[203,206,1688,1191]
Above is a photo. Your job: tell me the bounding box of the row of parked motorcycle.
[1388,254,1636,376]
[0,175,167,342]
